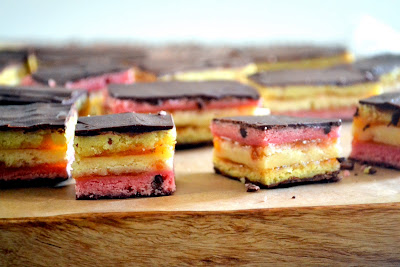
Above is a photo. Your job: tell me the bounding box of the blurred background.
[1,0,400,47]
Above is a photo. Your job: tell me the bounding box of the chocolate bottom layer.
[214,167,341,189]
[76,189,174,200]
[348,158,400,171]
[0,177,68,189]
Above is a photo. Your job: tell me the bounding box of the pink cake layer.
[75,170,175,199]
[274,107,356,121]
[0,164,68,181]
[350,141,400,169]
[22,69,134,92]
[211,122,340,146]
[106,97,261,113]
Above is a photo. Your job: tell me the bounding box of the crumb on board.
[340,159,355,170]
[246,183,260,192]
[240,177,246,184]
[363,166,377,175]
[291,196,296,199]
[343,170,351,177]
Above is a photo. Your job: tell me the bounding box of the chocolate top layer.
[75,113,174,136]
[0,85,86,105]
[32,63,129,85]
[359,92,400,111]
[213,115,341,130]
[0,49,30,71]
[248,67,376,87]
[0,103,72,131]
[108,81,260,103]
[354,54,400,76]
[239,45,347,63]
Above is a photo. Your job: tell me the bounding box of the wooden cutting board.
[1,123,399,266]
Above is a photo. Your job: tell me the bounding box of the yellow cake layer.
[74,129,176,158]
[172,106,259,127]
[0,65,28,85]
[176,126,213,144]
[72,154,173,177]
[214,156,340,186]
[0,149,68,167]
[252,82,381,99]
[357,104,398,125]
[88,91,105,116]
[380,68,400,92]
[213,137,340,170]
[353,115,400,146]
[0,129,67,149]
[255,53,354,72]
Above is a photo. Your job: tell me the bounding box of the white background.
[1,0,399,45]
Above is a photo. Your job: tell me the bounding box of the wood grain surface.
[1,122,399,266]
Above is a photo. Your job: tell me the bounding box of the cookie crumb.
[158,110,167,116]
[340,159,354,170]
[239,177,246,184]
[291,196,296,199]
[343,170,351,177]
[245,183,260,192]
[363,166,377,175]
[354,173,358,176]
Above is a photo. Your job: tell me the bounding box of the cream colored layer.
[0,149,67,167]
[176,126,212,144]
[253,82,381,99]
[214,156,339,186]
[255,53,354,72]
[357,105,394,125]
[72,154,173,177]
[354,124,400,146]
[162,67,256,82]
[74,129,176,158]
[261,94,362,112]
[214,138,340,170]
[0,129,66,149]
[172,106,258,127]
[380,68,400,92]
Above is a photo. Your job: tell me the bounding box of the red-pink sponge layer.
[350,141,400,169]
[22,69,134,92]
[211,122,340,146]
[106,97,260,114]
[75,170,175,199]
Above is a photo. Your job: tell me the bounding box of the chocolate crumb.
[152,175,164,189]
[363,124,370,131]
[245,183,260,192]
[240,127,247,138]
[340,159,355,170]
[364,166,377,175]
[291,196,296,199]
[354,173,358,176]
[108,138,113,145]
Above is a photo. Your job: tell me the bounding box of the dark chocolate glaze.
[359,92,400,111]
[0,103,72,131]
[0,85,87,105]
[32,63,129,85]
[108,81,260,103]
[238,45,347,63]
[354,54,400,76]
[75,113,174,136]
[248,67,377,87]
[213,115,341,131]
[0,49,30,71]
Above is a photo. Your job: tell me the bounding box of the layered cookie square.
[0,85,89,116]
[72,113,176,199]
[0,103,77,187]
[106,81,261,146]
[211,115,342,188]
[350,92,400,169]
[0,49,37,85]
[354,54,400,92]
[247,67,382,119]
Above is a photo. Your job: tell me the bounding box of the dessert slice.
[72,113,176,199]
[211,115,342,188]
[239,45,353,72]
[354,54,400,92]
[106,81,262,146]
[0,85,89,116]
[350,92,400,169]
[0,103,77,187]
[247,67,382,120]
[0,49,37,85]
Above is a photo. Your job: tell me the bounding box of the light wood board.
[1,122,399,266]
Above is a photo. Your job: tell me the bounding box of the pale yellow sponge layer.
[0,129,66,149]
[0,149,68,167]
[214,138,340,170]
[74,129,176,158]
[213,156,340,186]
[356,104,395,125]
[176,126,213,145]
